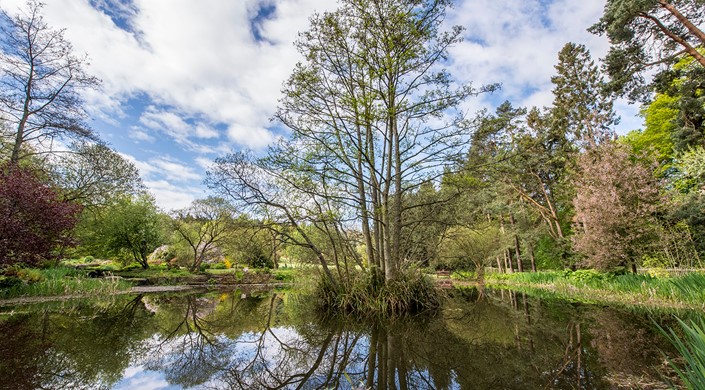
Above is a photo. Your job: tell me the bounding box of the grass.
[315,268,444,318]
[0,267,133,299]
[0,262,308,300]
[660,317,705,389]
[486,269,705,309]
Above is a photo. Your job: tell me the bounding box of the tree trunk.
[505,249,514,273]
[510,213,523,272]
[528,242,537,272]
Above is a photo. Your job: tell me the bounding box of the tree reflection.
[0,295,154,390]
[0,289,683,389]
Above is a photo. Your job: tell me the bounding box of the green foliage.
[51,142,145,209]
[590,0,705,101]
[660,317,705,390]
[670,273,705,303]
[0,266,131,299]
[624,93,678,164]
[534,235,569,270]
[564,269,604,284]
[273,268,297,283]
[437,224,503,273]
[77,194,164,268]
[672,146,705,193]
[551,42,616,147]
[15,268,44,283]
[490,269,705,308]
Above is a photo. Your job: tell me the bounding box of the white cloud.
[119,152,205,209]
[1,0,646,208]
[0,0,335,150]
[195,156,215,171]
[128,127,155,142]
[144,179,205,212]
[149,157,202,182]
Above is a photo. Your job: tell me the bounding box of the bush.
[565,269,604,284]
[16,268,44,283]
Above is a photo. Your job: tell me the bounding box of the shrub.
[16,268,44,283]
[566,269,604,284]
[120,263,142,271]
[0,276,23,289]
[0,164,82,266]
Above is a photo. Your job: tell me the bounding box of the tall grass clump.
[314,268,444,318]
[660,317,705,389]
[669,273,705,303]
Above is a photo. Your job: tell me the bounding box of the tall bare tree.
[209,0,495,286]
[0,0,100,163]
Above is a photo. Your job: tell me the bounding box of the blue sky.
[1,0,644,211]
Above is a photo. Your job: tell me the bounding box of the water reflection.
[0,288,688,389]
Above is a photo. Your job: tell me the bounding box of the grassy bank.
[485,269,705,310]
[0,264,302,300]
[0,267,133,299]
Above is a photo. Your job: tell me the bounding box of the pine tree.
[551,43,618,150]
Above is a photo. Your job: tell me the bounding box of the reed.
[660,317,705,390]
[315,268,444,318]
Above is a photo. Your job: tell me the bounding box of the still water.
[0,287,691,389]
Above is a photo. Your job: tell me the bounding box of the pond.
[0,287,694,389]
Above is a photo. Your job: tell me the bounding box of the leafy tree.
[590,0,705,101]
[172,197,236,272]
[0,0,100,163]
[51,142,144,209]
[0,163,81,266]
[400,181,452,268]
[88,194,163,268]
[572,142,661,271]
[652,52,705,152]
[624,93,678,164]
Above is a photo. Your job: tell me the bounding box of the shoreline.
[0,282,295,307]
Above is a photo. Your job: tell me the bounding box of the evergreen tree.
[590,0,705,101]
[551,43,618,149]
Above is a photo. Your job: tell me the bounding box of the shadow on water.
[0,287,696,389]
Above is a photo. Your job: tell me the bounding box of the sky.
[0,0,644,211]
